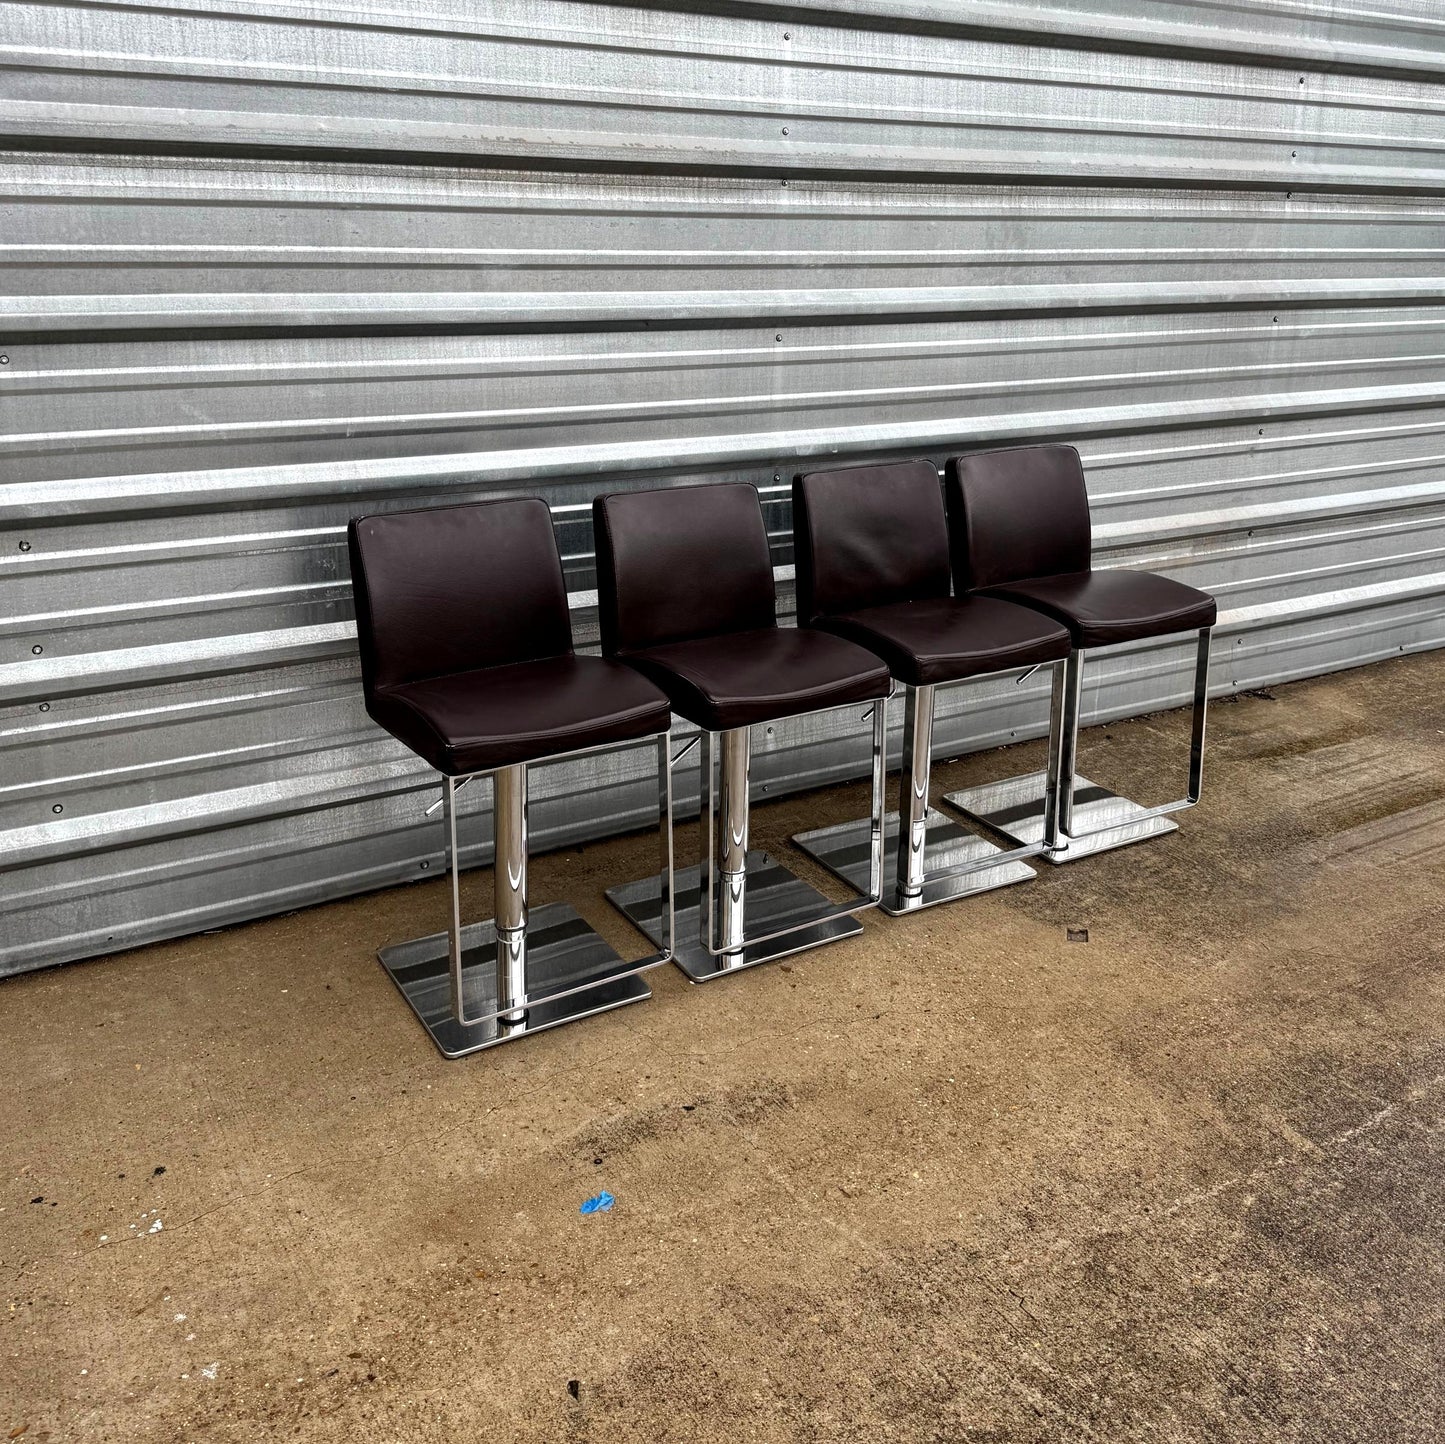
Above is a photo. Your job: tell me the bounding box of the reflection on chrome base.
[944,770,1177,863]
[792,808,1036,914]
[608,850,862,982]
[378,902,651,1057]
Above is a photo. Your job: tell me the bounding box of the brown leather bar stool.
[942,445,1216,861]
[789,459,1073,912]
[348,498,675,1057]
[594,481,892,981]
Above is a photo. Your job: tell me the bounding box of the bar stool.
[787,460,1073,913]
[348,497,675,1057]
[594,481,892,981]
[941,445,1216,861]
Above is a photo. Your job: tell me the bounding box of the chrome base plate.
[791,807,1036,915]
[377,901,651,1058]
[607,849,861,983]
[943,770,1177,864]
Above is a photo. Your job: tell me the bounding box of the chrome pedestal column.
[794,677,1047,914]
[944,628,1212,863]
[713,725,752,965]
[380,734,672,1058]
[491,764,530,1026]
[609,701,888,982]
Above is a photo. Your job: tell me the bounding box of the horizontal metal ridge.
[7,153,1445,220]
[0,623,357,704]
[6,277,1445,336]
[7,379,1445,522]
[0,755,430,872]
[32,0,1445,79]
[734,0,1445,78]
[1098,478,1445,545]
[1220,569,1445,628]
[3,100,1443,195]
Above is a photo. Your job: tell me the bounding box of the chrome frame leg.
[1186,626,1212,803]
[654,731,676,970]
[946,627,1214,865]
[700,728,716,961]
[1040,658,1069,852]
[865,697,888,906]
[442,772,468,1022]
[896,684,935,905]
[1043,649,1085,853]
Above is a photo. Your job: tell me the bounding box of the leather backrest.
[945,445,1092,591]
[348,497,572,694]
[594,482,776,655]
[793,459,950,623]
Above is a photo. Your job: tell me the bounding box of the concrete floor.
[3,653,1443,1443]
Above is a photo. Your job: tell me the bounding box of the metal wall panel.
[5,0,1445,188]
[1,1,1443,973]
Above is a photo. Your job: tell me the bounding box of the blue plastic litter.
[580,1190,615,1215]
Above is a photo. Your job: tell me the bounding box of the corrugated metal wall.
[3,0,1443,975]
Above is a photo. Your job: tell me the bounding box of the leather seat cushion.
[817,595,1071,687]
[368,654,671,775]
[984,569,1217,648]
[625,626,890,732]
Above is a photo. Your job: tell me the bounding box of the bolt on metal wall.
[2,0,1443,973]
